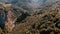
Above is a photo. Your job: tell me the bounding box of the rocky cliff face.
[0,2,30,33]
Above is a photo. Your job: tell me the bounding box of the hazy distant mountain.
[0,0,59,5]
[0,0,60,13]
[10,0,59,10]
[0,0,59,8]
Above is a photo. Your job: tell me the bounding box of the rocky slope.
[0,0,60,34]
